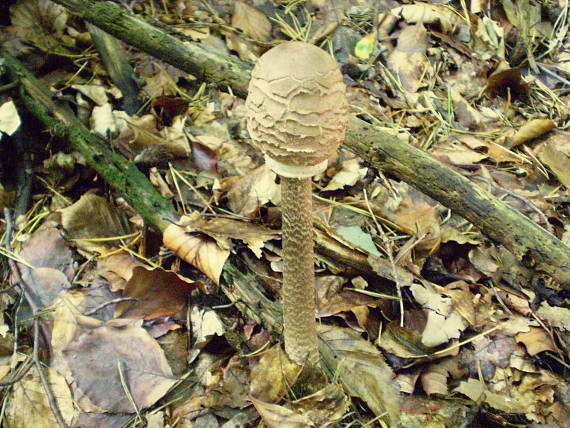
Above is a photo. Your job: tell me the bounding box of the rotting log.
[22,1,570,285]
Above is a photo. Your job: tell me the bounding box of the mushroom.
[245,41,348,365]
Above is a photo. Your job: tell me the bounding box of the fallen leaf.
[335,226,380,257]
[323,158,367,191]
[387,24,430,92]
[5,368,77,428]
[190,305,225,348]
[251,396,314,428]
[115,266,197,319]
[249,345,302,402]
[59,193,129,254]
[163,222,230,284]
[510,119,556,148]
[0,100,21,136]
[354,33,375,60]
[232,2,271,42]
[538,142,570,188]
[408,282,469,347]
[61,318,176,413]
[537,302,570,331]
[318,325,400,425]
[515,327,557,356]
[10,0,68,51]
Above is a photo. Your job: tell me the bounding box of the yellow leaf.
[354,33,375,60]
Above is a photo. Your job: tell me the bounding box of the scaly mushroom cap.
[246,41,348,178]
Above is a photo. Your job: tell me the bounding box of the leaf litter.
[1,0,570,427]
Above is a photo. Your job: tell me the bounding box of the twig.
[83,297,139,316]
[117,360,144,425]
[4,209,67,427]
[0,358,34,387]
[363,189,404,326]
[33,318,68,428]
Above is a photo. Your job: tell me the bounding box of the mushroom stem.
[281,176,319,366]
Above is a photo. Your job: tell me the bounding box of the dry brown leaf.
[408,282,469,347]
[394,201,441,252]
[5,368,77,428]
[10,0,68,51]
[515,327,557,356]
[289,383,349,427]
[387,24,430,92]
[250,345,303,402]
[232,2,271,42]
[538,142,570,188]
[322,158,367,191]
[62,318,176,413]
[430,140,488,166]
[114,266,197,319]
[441,281,476,326]
[16,228,75,277]
[318,325,400,425]
[251,396,314,428]
[190,305,225,349]
[465,137,525,164]
[59,193,128,254]
[395,369,422,394]
[537,302,570,331]
[163,222,230,284]
[510,119,556,148]
[169,212,279,258]
[227,166,280,216]
[97,253,144,292]
[454,374,556,417]
[449,87,483,130]
[421,358,460,396]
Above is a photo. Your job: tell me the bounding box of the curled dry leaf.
[420,358,461,396]
[251,396,314,428]
[510,119,556,149]
[163,222,229,284]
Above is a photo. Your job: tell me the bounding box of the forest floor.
[1,0,570,427]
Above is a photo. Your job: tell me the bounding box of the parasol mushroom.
[245,41,348,365]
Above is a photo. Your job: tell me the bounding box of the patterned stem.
[280,176,318,366]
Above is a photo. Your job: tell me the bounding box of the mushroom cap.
[245,41,348,178]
